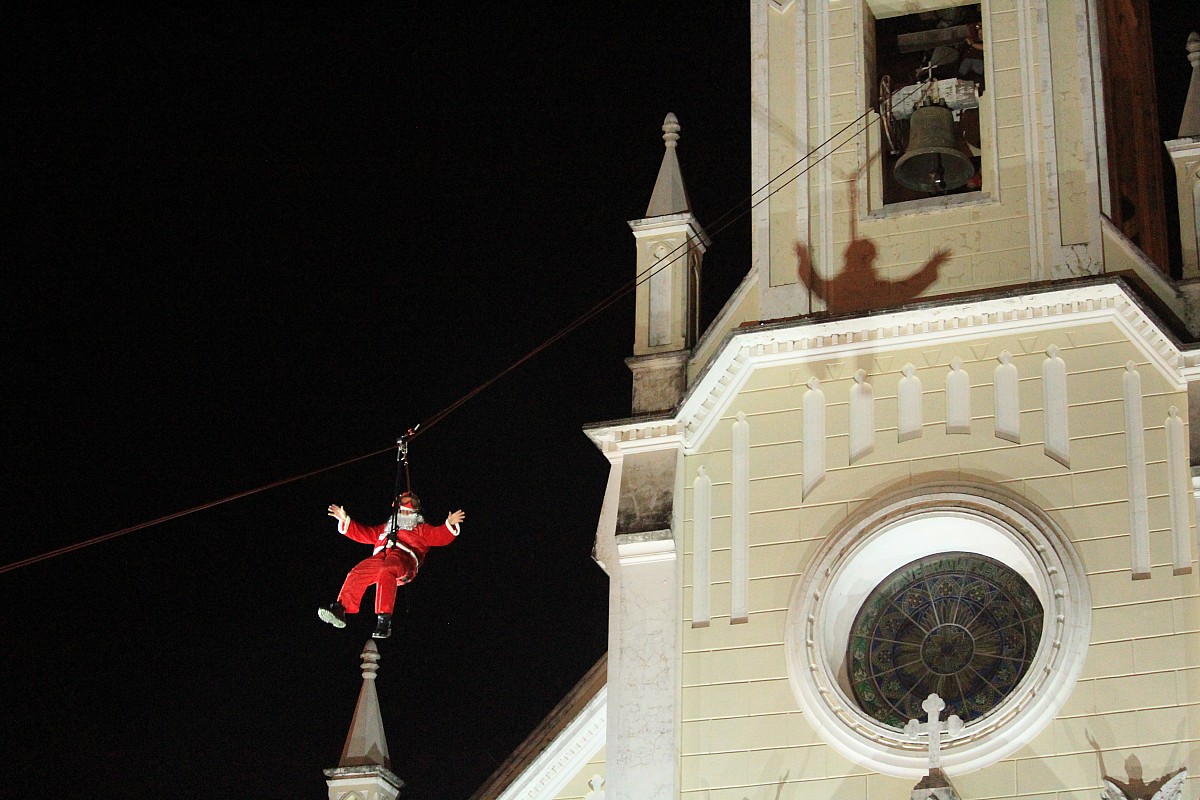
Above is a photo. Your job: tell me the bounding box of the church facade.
[467,2,1200,799]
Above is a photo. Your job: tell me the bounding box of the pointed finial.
[643,111,692,216]
[337,639,391,769]
[361,640,381,681]
[1180,33,1200,137]
[662,112,680,149]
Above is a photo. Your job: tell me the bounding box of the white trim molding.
[494,687,608,800]
[585,279,1194,456]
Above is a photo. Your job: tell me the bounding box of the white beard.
[385,510,424,533]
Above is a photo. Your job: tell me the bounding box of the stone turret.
[626,113,709,415]
[324,641,404,800]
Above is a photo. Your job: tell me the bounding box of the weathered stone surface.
[615,449,677,536]
[627,351,689,415]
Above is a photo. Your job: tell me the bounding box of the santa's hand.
[446,509,466,526]
[327,504,349,524]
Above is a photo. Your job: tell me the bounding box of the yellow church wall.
[676,322,1199,799]
[752,0,1107,307]
[1045,0,1090,247]
[551,747,606,800]
[766,2,803,290]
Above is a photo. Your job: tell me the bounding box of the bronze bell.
[894,101,975,193]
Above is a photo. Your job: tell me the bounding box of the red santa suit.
[334,511,460,615]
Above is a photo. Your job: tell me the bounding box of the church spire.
[627,113,709,415]
[340,640,390,768]
[323,641,404,800]
[645,112,691,217]
[1177,32,1200,138]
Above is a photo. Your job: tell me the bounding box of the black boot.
[373,613,393,639]
[318,601,347,629]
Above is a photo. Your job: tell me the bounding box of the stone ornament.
[905,694,964,772]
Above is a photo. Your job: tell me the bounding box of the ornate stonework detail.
[692,466,712,627]
[905,694,964,772]
[1178,31,1200,138]
[784,483,1092,777]
[849,370,875,463]
[849,555,1042,727]
[994,351,1020,443]
[732,413,750,622]
[1042,345,1070,467]
[898,365,923,442]
[1165,408,1194,574]
[585,280,1193,457]
[946,358,971,435]
[1123,363,1151,579]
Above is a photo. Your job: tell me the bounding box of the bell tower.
[626,113,708,415]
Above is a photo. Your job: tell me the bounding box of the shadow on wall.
[794,238,949,314]
[793,169,951,315]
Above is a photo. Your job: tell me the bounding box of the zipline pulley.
[396,425,419,494]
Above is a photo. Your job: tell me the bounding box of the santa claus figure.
[319,491,465,639]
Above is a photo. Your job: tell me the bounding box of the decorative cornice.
[587,278,1198,454]
[628,213,712,250]
[584,419,684,456]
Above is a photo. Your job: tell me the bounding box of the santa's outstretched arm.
[327,503,383,544]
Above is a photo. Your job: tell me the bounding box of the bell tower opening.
[865,2,990,209]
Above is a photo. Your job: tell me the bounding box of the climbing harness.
[387,425,419,551]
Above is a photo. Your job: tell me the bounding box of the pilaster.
[594,437,683,800]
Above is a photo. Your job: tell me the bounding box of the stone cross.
[904,693,964,771]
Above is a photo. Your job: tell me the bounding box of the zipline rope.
[1,90,918,577]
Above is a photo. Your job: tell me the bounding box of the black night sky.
[6,6,748,798]
[5,5,1194,799]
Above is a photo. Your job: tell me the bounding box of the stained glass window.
[847,552,1043,728]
